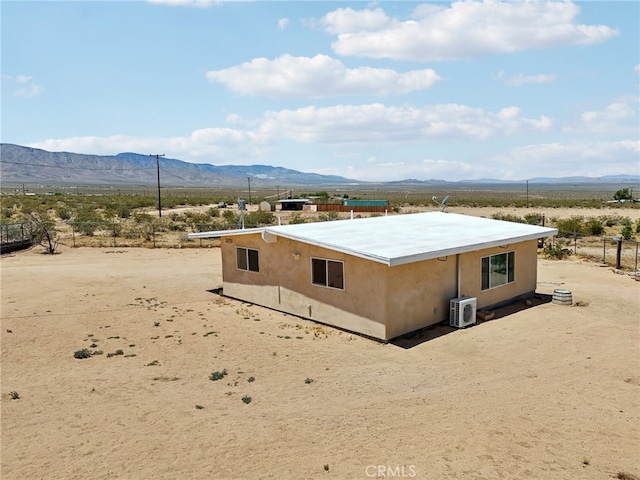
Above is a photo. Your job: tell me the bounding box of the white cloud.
[311,140,640,181]
[14,84,44,98]
[258,103,552,145]
[565,101,637,134]
[486,140,640,180]
[146,0,220,7]
[29,128,270,165]
[25,101,552,175]
[9,75,44,98]
[321,7,391,35]
[497,71,557,86]
[635,64,640,73]
[225,113,243,125]
[278,18,290,30]
[322,1,618,61]
[308,157,485,182]
[206,54,441,98]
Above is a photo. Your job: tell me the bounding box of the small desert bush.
[491,212,525,223]
[318,211,340,222]
[244,210,276,228]
[288,213,306,224]
[616,472,640,480]
[74,348,93,359]
[133,212,154,224]
[210,369,228,381]
[555,216,585,237]
[523,212,544,225]
[621,219,634,240]
[9,391,20,400]
[543,243,570,260]
[585,217,605,235]
[241,395,252,404]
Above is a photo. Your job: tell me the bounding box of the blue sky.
[2,0,639,181]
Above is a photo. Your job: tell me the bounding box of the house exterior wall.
[220,233,389,339]
[219,233,541,341]
[458,239,539,308]
[384,257,458,339]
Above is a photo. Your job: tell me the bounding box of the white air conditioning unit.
[450,296,477,328]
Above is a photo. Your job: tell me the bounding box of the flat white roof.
[189,212,557,266]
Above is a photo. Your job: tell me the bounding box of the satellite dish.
[432,194,450,212]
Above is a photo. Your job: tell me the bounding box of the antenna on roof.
[238,198,246,229]
[432,195,450,212]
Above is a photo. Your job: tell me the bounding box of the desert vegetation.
[1,184,638,268]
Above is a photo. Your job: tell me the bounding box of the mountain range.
[1,143,638,187]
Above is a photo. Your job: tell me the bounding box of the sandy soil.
[1,244,639,480]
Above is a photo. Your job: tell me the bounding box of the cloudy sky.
[2,0,639,181]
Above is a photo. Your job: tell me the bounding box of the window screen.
[481,251,515,290]
[311,258,344,290]
[236,247,259,273]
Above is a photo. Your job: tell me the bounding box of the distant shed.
[278,199,309,211]
[259,201,275,212]
[343,199,389,207]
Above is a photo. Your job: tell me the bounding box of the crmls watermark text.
[365,465,417,478]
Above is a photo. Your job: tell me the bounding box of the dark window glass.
[312,258,344,290]
[311,258,326,286]
[481,257,490,290]
[507,251,515,283]
[248,249,259,272]
[237,247,247,270]
[327,260,344,289]
[482,251,515,290]
[237,247,259,272]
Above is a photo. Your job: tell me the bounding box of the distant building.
[278,199,309,211]
[342,199,389,207]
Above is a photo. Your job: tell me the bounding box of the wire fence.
[63,222,227,248]
[549,235,639,271]
[0,223,34,253]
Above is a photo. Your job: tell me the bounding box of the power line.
[150,154,165,217]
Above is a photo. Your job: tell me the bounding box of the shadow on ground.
[391,293,553,349]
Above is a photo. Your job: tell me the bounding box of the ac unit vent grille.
[450,296,477,328]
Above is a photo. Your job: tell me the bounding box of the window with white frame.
[236,247,259,273]
[311,258,344,290]
[481,251,515,290]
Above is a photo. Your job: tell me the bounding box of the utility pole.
[526,180,529,208]
[150,154,165,217]
[247,177,252,205]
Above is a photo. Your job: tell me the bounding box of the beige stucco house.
[189,212,557,341]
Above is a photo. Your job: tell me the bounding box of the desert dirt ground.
[2,221,640,479]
